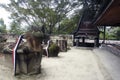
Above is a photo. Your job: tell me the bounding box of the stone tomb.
[4,49,42,75]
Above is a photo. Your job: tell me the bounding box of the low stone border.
[101,44,120,57]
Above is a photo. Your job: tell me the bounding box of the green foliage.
[0,0,83,34]
[9,21,25,35]
[99,32,103,39]
[115,28,120,40]
[99,27,120,40]
[57,13,80,34]
[99,29,115,40]
[48,43,59,57]
[0,18,7,33]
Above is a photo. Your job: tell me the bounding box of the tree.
[0,18,7,33]
[9,21,26,35]
[0,0,83,34]
[115,27,120,40]
[58,13,81,34]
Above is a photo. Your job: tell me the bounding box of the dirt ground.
[0,47,112,80]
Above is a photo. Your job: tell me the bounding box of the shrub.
[48,43,59,57]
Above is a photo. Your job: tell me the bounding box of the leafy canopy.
[0,0,83,34]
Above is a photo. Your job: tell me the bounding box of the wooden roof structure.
[74,0,120,39]
[94,0,120,26]
[73,0,102,38]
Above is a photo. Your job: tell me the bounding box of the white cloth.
[45,40,50,57]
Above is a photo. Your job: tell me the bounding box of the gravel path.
[0,47,109,80]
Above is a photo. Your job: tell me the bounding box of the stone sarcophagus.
[13,34,43,75]
[3,26,47,75]
[3,49,42,75]
[57,40,67,52]
[15,49,42,74]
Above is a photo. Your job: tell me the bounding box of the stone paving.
[0,47,113,80]
[94,47,120,80]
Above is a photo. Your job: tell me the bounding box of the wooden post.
[94,37,99,47]
[82,37,85,43]
[103,26,106,43]
[76,38,79,47]
[82,37,85,46]
[73,35,75,46]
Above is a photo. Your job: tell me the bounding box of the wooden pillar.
[82,37,85,46]
[96,31,100,47]
[82,37,85,43]
[94,37,99,47]
[73,35,75,46]
[103,26,106,43]
[76,38,79,47]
